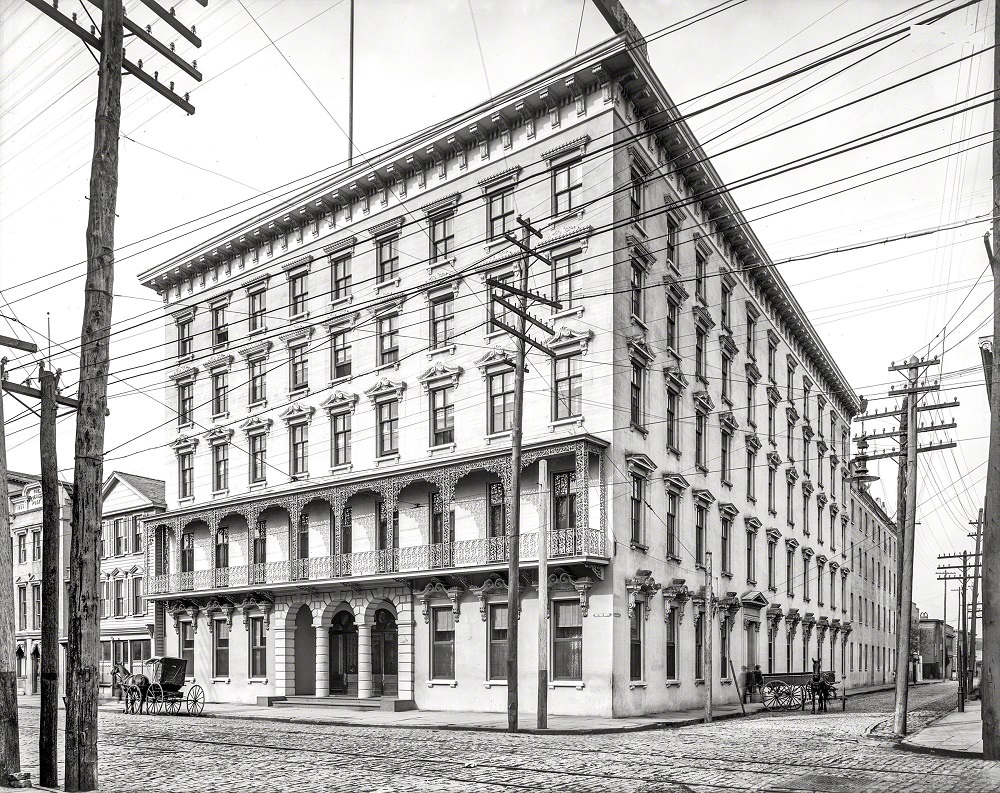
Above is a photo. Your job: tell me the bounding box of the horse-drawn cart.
[117,657,205,716]
[759,666,844,712]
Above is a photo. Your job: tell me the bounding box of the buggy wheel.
[761,681,784,711]
[186,685,205,716]
[123,685,141,715]
[146,683,165,715]
[164,695,182,716]
[787,685,805,710]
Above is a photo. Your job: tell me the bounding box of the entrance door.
[329,611,358,695]
[294,606,316,695]
[31,646,40,695]
[371,608,398,697]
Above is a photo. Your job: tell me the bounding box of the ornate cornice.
[663,472,691,493]
[421,192,461,217]
[417,362,464,391]
[366,215,405,238]
[279,404,315,424]
[476,165,522,193]
[692,488,716,506]
[745,515,762,532]
[238,340,272,359]
[720,411,739,433]
[239,417,273,436]
[626,569,661,620]
[718,502,740,519]
[664,365,688,392]
[168,365,198,383]
[663,273,690,302]
[203,427,234,445]
[417,577,463,623]
[474,347,515,376]
[693,390,715,413]
[745,432,762,452]
[625,334,654,364]
[549,327,593,356]
[204,353,234,371]
[365,377,406,404]
[279,324,314,345]
[319,390,359,415]
[541,134,591,162]
[323,236,357,256]
[547,568,594,617]
[169,434,199,452]
[625,453,657,477]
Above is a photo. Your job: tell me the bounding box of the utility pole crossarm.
[854,399,960,421]
[863,441,958,461]
[2,381,80,410]
[139,0,202,46]
[87,0,202,80]
[0,335,38,353]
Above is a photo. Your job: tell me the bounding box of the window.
[666,387,679,451]
[695,613,705,679]
[31,530,41,561]
[787,631,794,672]
[695,411,707,469]
[178,382,193,426]
[746,451,756,500]
[177,319,192,358]
[216,528,229,568]
[114,519,125,555]
[132,577,144,615]
[180,533,194,573]
[720,622,729,678]
[552,600,583,680]
[487,483,506,539]
[376,237,399,282]
[429,297,454,349]
[786,366,795,401]
[331,255,352,300]
[487,603,508,681]
[554,354,582,420]
[629,165,643,220]
[665,294,679,351]
[332,413,351,466]
[488,369,515,433]
[297,514,309,560]
[746,530,756,582]
[17,587,26,630]
[630,259,644,320]
[249,434,267,484]
[289,272,308,316]
[331,332,351,380]
[768,625,776,673]
[211,371,228,415]
[768,339,777,382]
[629,362,643,428]
[830,569,837,609]
[290,423,309,476]
[721,429,732,483]
[767,402,776,444]
[768,466,776,513]
[767,539,776,589]
[803,556,811,600]
[665,607,678,679]
[431,606,455,679]
[429,214,454,265]
[113,579,124,617]
[553,252,581,309]
[248,359,266,404]
[721,353,731,402]
[212,305,228,347]
[695,327,707,380]
[665,492,678,557]
[787,418,795,460]
[179,452,194,499]
[377,314,399,366]
[100,523,107,558]
[553,471,576,530]
[803,383,811,423]
[695,504,707,565]
[721,281,732,328]
[16,534,25,565]
[665,215,680,267]
[377,400,399,457]
[32,584,41,629]
[132,516,142,553]
[721,517,731,573]
[249,618,266,678]
[629,610,643,681]
[803,435,811,477]
[552,159,582,215]
[488,188,515,239]
[180,621,195,671]
[803,494,810,535]
[630,475,644,545]
[786,481,794,524]
[430,386,455,446]
[214,620,230,677]
[695,251,707,301]
[489,273,515,333]
[786,548,794,596]
[289,345,308,391]
[746,312,757,358]
[248,290,266,332]
[212,443,229,492]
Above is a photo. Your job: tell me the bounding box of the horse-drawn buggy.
[113,657,205,716]
[759,660,845,712]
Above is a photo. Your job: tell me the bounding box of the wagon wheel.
[146,683,165,715]
[186,685,205,716]
[786,685,805,710]
[123,685,141,715]
[761,681,785,711]
[164,695,182,716]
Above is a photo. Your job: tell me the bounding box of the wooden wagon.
[759,669,845,712]
[121,657,205,716]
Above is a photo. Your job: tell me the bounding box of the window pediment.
[767,385,782,404]
[168,365,198,383]
[720,411,739,433]
[170,434,198,453]
[281,255,312,276]
[625,334,653,365]
[546,568,594,618]
[541,134,590,163]
[242,273,270,293]
[664,365,688,392]
[741,590,769,610]
[693,390,715,413]
[417,362,464,391]
[417,577,463,623]
[204,354,234,372]
[239,341,272,360]
[692,488,716,506]
[368,296,406,319]
[801,546,815,559]
[279,324,314,346]
[765,526,782,541]
[746,361,761,382]
[540,224,594,256]
[365,377,405,405]
[625,453,656,478]
[784,537,800,549]
[279,404,315,425]
[786,405,800,423]
[626,235,654,268]
[718,502,740,519]
[240,417,273,437]
[323,236,357,256]
[663,273,689,303]
[801,479,815,497]
[203,427,234,445]
[171,306,197,324]
[745,515,762,532]
[786,353,798,370]
[626,570,661,620]
[474,347,515,378]
[766,451,782,469]
[367,215,405,238]
[549,327,593,356]
[786,466,800,484]
[477,165,522,195]
[663,472,691,494]
[421,192,461,218]
[692,304,715,330]
[320,390,358,415]
[745,432,762,452]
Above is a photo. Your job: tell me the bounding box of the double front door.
[328,608,397,697]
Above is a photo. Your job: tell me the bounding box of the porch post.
[273,625,293,696]
[315,625,329,697]
[357,622,373,698]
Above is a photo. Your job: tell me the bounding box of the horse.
[810,658,832,713]
[112,661,150,711]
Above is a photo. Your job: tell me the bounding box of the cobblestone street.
[10,682,1000,792]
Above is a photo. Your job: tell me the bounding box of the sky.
[0,0,993,623]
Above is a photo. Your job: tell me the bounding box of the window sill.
[696,465,709,474]
[630,314,647,330]
[427,680,458,688]
[552,208,585,226]
[721,479,733,489]
[747,578,757,587]
[249,481,268,491]
[551,306,584,321]
[247,400,267,411]
[177,421,194,431]
[666,445,681,458]
[721,395,733,408]
[288,387,310,399]
[375,454,400,467]
[249,326,267,337]
[289,472,310,482]
[630,423,649,437]
[375,277,401,293]
[178,497,195,506]
[248,677,268,685]
[329,463,352,475]
[289,311,310,323]
[768,508,778,517]
[211,411,230,421]
[629,542,648,554]
[177,354,195,365]
[212,677,231,684]
[428,344,457,359]
[696,375,709,387]
[694,679,705,686]
[747,495,757,504]
[665,680,680,688]
[665,554,682,564]
[695,563,705,571]
[721,571,733,579]
[548,680,584,689]
[720,678,733,686]
[329,375,352,387]
[483,680,507,688]
[211,489,230,499]
[628,680,647,690]
[428,256,457,273]
[375,362,401,373]
[550,416,584,432]
[768,586,778,594]
[427,442,457,456]
[212,344,230,353]
[485,430,512,445]
[329,296,354,310]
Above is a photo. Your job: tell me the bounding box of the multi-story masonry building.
[846,488,898,688]
[138,33,880,716]
[8,470,164,696]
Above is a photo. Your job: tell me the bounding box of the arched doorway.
[372,608,398,697]
[329,611,358,695]
[293,606,316,695]
[31,646,40,695]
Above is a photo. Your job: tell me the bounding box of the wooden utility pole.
[895,397,908,614]
[0,338,38,790]
[537,459,549,730]
[969,509,983,692]
[488,216,560,733]
[984,0,1000,759]
[704,551,713,724]
[39,363,59,788]
[962,551,969,712]
[66,2,123,788]
[937,552,979,710]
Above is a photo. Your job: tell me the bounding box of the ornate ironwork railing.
[147,527,606,595]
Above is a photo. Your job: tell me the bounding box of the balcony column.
[315,624,329,697]
[574,442,589,530]
[356,622,373,698]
